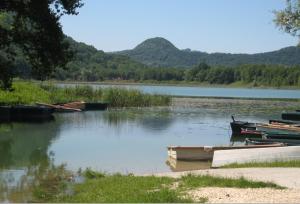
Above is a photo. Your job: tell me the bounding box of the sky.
[61,0,299,54]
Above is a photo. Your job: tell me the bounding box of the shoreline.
[43,79,300,90]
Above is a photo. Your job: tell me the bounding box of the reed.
[0,82,171,107]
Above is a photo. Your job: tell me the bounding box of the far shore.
[41,79,300,90]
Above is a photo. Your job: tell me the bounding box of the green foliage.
[221,160,300,168]
[56,174,192,203]
[0,82,170,107]
[179,174,283,189]
[0,0,83,89]
[0,82,51,105]
[274,0,300,39]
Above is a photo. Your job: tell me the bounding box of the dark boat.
[0,105,54,122]
[264,132,300,140]
[246,137,300,146]
[282,112,300,121]
[230,116,256,133]
[85,102,108,111]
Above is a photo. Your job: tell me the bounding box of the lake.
[0,85,295,202]
[60,83,300,99]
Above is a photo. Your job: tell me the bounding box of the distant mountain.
[114,37,300,67]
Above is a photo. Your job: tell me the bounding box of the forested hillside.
[10,36,300,87]
[115,37,300,67]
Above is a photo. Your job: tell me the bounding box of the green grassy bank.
[0,82,170,107]
[31,168,283,203]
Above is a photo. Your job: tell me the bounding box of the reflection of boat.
[167,143,285,161]
[212,146,300,168]
[166,157,211,172]
[85,102,108,111]
[282,112,300,121]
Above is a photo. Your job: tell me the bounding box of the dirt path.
[153,168,300,189]
[187,187,300,203]
[150,168,300,203]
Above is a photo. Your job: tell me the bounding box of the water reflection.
[166,157,211,172]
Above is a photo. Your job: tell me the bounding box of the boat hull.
[167,144,285,161]
[212,146,300,168]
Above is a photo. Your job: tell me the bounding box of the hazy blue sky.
[61,0,299,54]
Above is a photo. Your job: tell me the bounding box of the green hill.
[115,37,300,67]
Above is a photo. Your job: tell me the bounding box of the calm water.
[0,85,289,202]
[60,83,300,99]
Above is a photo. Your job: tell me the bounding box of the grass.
[179,174,283,189]
[221,160,300,168]
[31,168,284,203]
[0,81,171,107]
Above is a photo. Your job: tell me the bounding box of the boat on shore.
[36,102,108,112]
[167,143,285,161]
[0,105,54,122]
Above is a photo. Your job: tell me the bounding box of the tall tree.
[0,0,83,90]
[274,0,300,43]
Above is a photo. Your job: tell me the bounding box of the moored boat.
[167,143,285,161]
[230,116,257,133]
[246,137,300,146]
[257,123,300,133]
[282,112,300,121]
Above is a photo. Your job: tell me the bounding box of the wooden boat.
[269,119,297,125]
[212,146,300,168]
[36,102,82,112]
[230,116,257,133]
[60,101,85,110]
[167,143,285,161]
[257,123,300,133]
[282,112,300,121]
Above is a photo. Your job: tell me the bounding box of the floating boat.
[257,123,300,133]
[230,116,257,133]
[0,105,54,122]
[264,132,300,140]
[167,143,285,161]
[85,102,108,111]
[212,146,300,168]
[282,112,300,121]
[269,119,297,125]
[246,138,300,146]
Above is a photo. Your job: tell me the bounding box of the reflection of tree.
[102,109,174,131]
[0,139,13,168]
[0,121,61,202]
